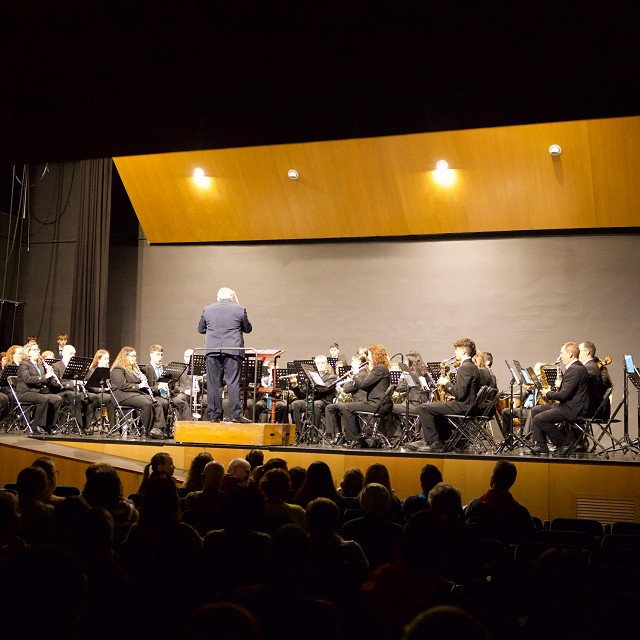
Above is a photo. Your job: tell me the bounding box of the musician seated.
[342,344,393,446]
[87,349,116,429]
[53,344,100,434]
[325,354,368,444]
[579,341,610,420]
[16,343,63,435]
[391,351,431,421]
[145,344,191,428]
[174,348,208,420]
[406,338,480,453]
[110,347,166,439]
[290,355,337,436]
[530,342,589,456]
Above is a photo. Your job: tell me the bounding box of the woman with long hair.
[342,343,392,446]
[109,346,165,439]
[86,349,114,432]
[293,460,347,514]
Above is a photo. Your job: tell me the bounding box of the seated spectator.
[183,603,260,640]
[119,473,202,585]
[364,463,402,523]
[138,452,175,495]
[32,456,65,505]
[463,460,536,545]
[16,466,55,545]
[429,483,484,584]
[306,497,369,604]
[259,468,307,532]
[246,449,264,470]
[221,457,252,491]
[183,461,226,536]
[0,489,28,561]
[293,461,347,514]
[404,604,489,640]
[233,524,339,640]
[288,466,306,501]
[179,451,214,497]
[338,467,365,509]
[347,510,455,640]
[342,483,403,571]
[248,457,289,489]
[82,464,139,546]
[402,464,443,522]
[52,495,90,549]
[195,485,270,598]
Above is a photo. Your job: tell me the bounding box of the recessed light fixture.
[287,169,299,180]
[435,160,449,171]
[193,167,206,178]
[548,144,562,156]
[192,167,213,189]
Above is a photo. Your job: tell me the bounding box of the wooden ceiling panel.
[113,116,640,244]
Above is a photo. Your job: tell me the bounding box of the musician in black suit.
[407,338,480,452]
[290,355,337,436]
[530,342,589,456]
[198,287,252,423]
[110,346,166,438]
[342,344,392,445]
[16,343,63,434]
[145,344,191,425]
[579,341,608,419]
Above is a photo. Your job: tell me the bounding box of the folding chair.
[566,389,620,458]
[442,386,491,452]
[5,376,35,434]
[106,382,143,438]
[393,410,421,449]
[352,385,397,449]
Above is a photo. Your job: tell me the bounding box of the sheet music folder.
[298,362,325,387]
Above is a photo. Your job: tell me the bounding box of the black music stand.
[61,356,92,435]
[240,357,263,422]
[160,361,188,434]
[496,360,535,453]
[86,367,110,432]
[188,354,206,419]
[294,361,332,446]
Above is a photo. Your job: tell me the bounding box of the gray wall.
[127,233,640,428]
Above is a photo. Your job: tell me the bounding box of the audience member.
[246,449,264,470]
[32,456,65,505]
[0,490,28,561]
[119,473,202,585]
[182,603,260,640]
[288,465,306,501]
[402,464,443,522]
[183,461,226,535]
[82,464,139,546]
[293,461,347,514]
[259,468,307,531]
[342,482,403,570]
[16,465,55,545]
[138,452,175,495]
[403,604,489,640]
[364,463,402,523]
[464,460,536,545]
[338,467,365,509]
[180,451,214,497]
[221,457,252,491]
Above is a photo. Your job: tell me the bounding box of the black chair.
[589,546,640,569]
[532,528,596,550]
[53,485,81,497]
[127,492,144,508]
[550,517,603,539]
[587,563,640,596]
[5,375,35,434]
[566,389,616,458]
[610,521,640,537]
[352,385,397,449]
[601,533,640,550]
[442,386,491,452]
[490,556,535,585]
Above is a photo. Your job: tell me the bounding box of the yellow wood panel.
[115,116,640,244]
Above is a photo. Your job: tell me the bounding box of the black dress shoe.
[33,426,46,435]
[419,441,444,452]
[49,428,60,435]
[404,439,426,451]
[530,443,550,455]
[232,416,252,424]
[149,428,165,439]
[555,443,573,457]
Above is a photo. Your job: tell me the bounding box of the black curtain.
[70,159,112,357]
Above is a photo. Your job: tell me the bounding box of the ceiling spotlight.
[193,167,205,178]
[435,160,449,171]
[548,144,562,157]
[287,169,299,180]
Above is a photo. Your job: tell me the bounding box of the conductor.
[198,287,253,423]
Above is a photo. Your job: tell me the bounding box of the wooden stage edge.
[2,427,640,524]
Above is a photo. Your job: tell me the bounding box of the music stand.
[160,361,188,433]
[327,356,338,372]
[240,357,263,421]
[86,367,110,432]
[294,361,332,446]
[496,359,536,453]
[61,356,92,435]
[188,354,206,419]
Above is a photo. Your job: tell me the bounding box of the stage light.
[287,169,299,180]
[433,159,456,186]
[548,144,562,156]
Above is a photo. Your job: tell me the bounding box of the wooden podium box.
[173,421,295,446]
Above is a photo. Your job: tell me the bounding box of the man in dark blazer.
[198,287,252,423]
[407,337,480,452]
[579,340,609,419]
[530,341,589,456]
